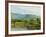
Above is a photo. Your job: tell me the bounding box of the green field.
[11,17,41,30]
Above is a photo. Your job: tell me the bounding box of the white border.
[8,3,43,34]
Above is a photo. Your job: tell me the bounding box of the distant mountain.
[11,13,40,20]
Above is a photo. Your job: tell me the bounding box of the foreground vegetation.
[11,17,41,30]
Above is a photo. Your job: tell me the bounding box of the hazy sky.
[11,5,41,16]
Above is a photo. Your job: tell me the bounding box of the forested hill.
[11,13,40,20]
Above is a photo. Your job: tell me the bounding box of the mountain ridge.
[11,13,40,20]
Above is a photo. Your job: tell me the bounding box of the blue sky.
[11,5,41,16]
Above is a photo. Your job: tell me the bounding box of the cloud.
[11,5,41,16]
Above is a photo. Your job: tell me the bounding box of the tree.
[11,19,16,28]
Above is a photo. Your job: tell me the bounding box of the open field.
[11,17,41,30]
